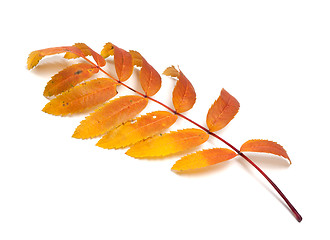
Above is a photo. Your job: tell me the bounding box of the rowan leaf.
[172,148,237,172]
[206,88,240,132]
[126,128,209,158]
[42,78,118,116]
[130,50,162,96]
[164,66,196,113]
[73,95,148,139]
[101,42,133,81]
[240,139,291,164]
[97,111,177,149]
[43,63,99,97]
[27,46,86,70]
[27,43,301,222]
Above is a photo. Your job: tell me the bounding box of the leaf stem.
[239,152,302,222]
[92,60,302,222]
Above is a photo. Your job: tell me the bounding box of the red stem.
[239,153,302,222]
[91,60,302,222]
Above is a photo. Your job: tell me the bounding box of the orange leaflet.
[64,43,92,59]
[172,148,237,172]
[240,139,291,164]
[64,43,106,67]
[27,46,86,70]
[130,50,161,97]
[96,111,178,149]
[43,63,99,97]
[72,95,148,139]
[163,66,196,113]
[129,50,143,67]
[163,65,180,78]
[126,128,209,158]
[43,78,118,116]
[206,88,240,132]
[101,42,133,81]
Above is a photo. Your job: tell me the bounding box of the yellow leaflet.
[126,128,209,158]
[172,148,237,172]
[43,78,118,116]
[72,95,148,139]
[43,63,98,97]
[96,111,178,149]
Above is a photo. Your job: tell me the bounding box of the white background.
[1,0,329,239]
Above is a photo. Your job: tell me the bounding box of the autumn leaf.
[27,43,303,222]
[96,111,177,149]
[206,88,240,132]
[126,128,209,158]
[172,148,237,172]
[73,95,148,139]
[43,63,99,97]
[101,42,133,81]
[240,139,291,164]
[163,66,196,113]
[27,46,86,70]
[129,50,162,96]
[42,78,118,116]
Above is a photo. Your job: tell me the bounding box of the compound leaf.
[172,148,237,172]
[240,139,291,164]
[126,128,209,158]
[206,88,240,132]
[73,95,148,139]
[43,78,118,116]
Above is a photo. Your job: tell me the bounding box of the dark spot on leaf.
[75,70,83,75]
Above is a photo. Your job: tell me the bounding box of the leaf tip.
[163,65,180,78]
[125,148,139,158]
[170,166,181,173]
[101,42,114,59]
[27,50,42,70]
[129,50,143,67]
